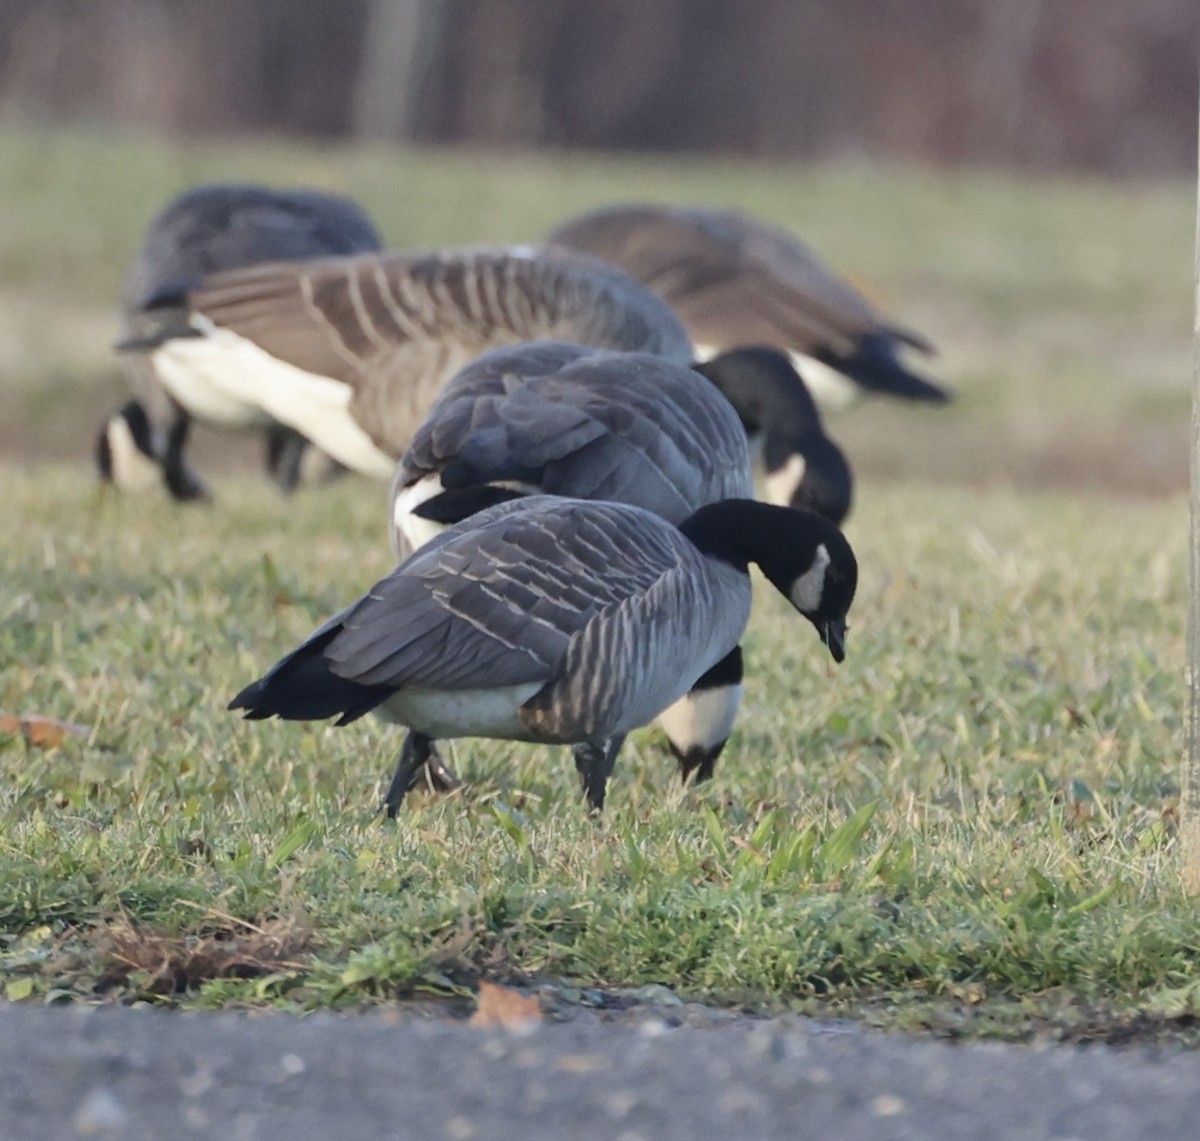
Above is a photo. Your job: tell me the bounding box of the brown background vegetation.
[0,0,1195,175]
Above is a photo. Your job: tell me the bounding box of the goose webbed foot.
[573,736,623,813]
[382,732,460,818]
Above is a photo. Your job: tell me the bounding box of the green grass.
[2,470,1193,1039]
[0,126,1195,1039]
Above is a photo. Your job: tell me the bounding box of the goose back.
[183,247,695,460]
[243,496,751,744]
[393,341,753,553]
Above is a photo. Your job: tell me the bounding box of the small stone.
[179,1065,215,1098]
[280,1053,306,1076]
[606,1090,639,1119]
[873,1094,906,1117]
[72,1088,128,1136]
[631,984,683,1007]
[445,1115,474,1139]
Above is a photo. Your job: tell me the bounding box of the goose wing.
[186,246,696,371]
[325,497,695,693]
[121,185,381,348]
[547,206,946,401]
[400,343,753,523]
[184,247,692,454]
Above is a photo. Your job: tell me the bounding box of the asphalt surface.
[3,1000,1199,1140]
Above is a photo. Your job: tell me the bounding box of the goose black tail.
[229,624,393,726]
[816,332,950,403]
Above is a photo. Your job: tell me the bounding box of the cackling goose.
[546,203,948,410]
[98,183,381,500]
[131,246,694,481]
[694,346,853,524]
[388,339,756,787]
[229,495,857,815]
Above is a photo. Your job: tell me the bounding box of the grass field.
[1,126,1196,1039]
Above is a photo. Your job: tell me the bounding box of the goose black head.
[679,500,857,662]
[695,347,854,526]
[771,516,857,663]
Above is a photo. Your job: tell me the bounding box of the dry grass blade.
[0,714,89,749]
[95,915,313,997]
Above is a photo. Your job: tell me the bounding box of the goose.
[126,245,694,482]
[389,342,853,789]
[97,182,381,500]
[693,346,853,524]
[545,203,948,410]
[229,495,857,815]
[389,340,756,789]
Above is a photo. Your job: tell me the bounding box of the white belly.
[152,347,272,427]
[155,321,397,479]
[376,682,544,740]
[656,683,743,754]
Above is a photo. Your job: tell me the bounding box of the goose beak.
[820,618,847,663]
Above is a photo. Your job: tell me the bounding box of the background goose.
[389,341,754,556]
[545,203,948,410]
[389,340,756,789]
[98,182,381,500]
[694,346,853,524]
[130,246,694,480]
[229,495,857,816]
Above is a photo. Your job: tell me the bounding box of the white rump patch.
[154,320,395,479]
[789,353,858,412]
[790,542,831,613]
[656,683,743,754]
[694,344,857,413]
[104,416,160,492]
[391,473,449,554]
[763,452,808,508]
[378,682,544,740]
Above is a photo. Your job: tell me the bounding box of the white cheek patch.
[763,452,807,508]
[790,542,831,613]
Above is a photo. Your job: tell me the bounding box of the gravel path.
[3,1001,1199,1140]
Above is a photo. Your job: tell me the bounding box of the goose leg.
[408,745,462,795]
[658,646,744,785]
[383,731,432,818]
[161,412,210,502]
[383,732,461,818]
[573,736,624,813]
[265,424,310,496]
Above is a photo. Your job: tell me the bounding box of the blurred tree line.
[0,0,1194,175]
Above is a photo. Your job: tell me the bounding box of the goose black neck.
[694,347,823,438]
[679,498,830,574]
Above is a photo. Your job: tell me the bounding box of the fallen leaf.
[0,714,89,749]
[468,980,542,1031]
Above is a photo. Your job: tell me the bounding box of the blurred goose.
[546,203,947,410]
[389,340,755,788]
[229,495,857,815]
[694,346,853,524]
[98,182,380,500]
[127,246,693,480]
